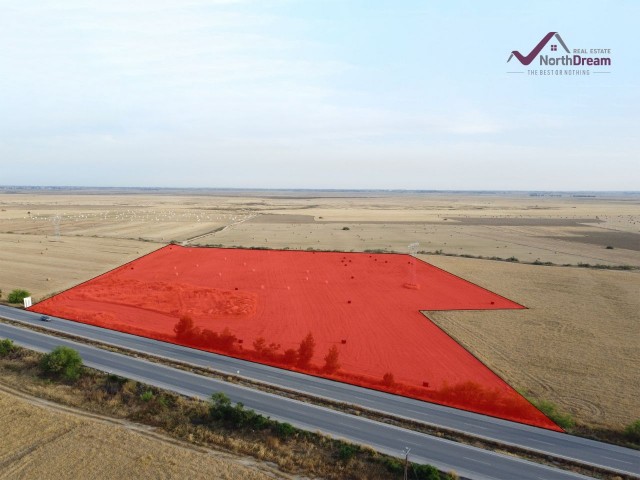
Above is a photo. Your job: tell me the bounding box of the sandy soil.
[0,189,638,429]
[0,385,289,480]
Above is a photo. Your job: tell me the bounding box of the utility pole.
[402,447,411,480]
[404,243,420,290]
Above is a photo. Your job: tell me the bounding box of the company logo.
[507,32,612,76]
[508,32,569,65]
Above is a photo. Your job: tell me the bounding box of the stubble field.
[0,386,284,480]
[29,245,559,430]
[0,188,638,431]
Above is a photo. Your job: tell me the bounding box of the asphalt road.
[0,321,598,480]
[1,305,638,478]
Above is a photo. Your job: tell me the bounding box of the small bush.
[382,372,395,387]
[7,289,30,303]
[174,315,195,340]
[209,392,272,431]
[104,374,127,394]
[342,226,350,231]
[532,399,575,429]
[338,443,359,461]
[624,419,640,443]
[275,422,296,439]
[381,457,403,474]
[533,259,554,266]
[0,338,16,357]
[605,245,614,249]
[39,346,83,381]
[413,463,440,480]
[209,392,232,415]
[140,390,154,402]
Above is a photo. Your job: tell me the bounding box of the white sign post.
[23,296,32,308]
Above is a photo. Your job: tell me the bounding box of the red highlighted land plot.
[30,245,561,431]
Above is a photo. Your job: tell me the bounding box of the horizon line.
[1,185,638,194]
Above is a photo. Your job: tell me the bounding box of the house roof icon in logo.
[507,32,570,65]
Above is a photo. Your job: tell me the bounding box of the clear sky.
[0,0,638,190]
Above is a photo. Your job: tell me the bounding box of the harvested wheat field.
[29,245,559,430]
[0,233,159,303]
[1,188,638,431]
[425,255,640,430]
[0,386,287,480]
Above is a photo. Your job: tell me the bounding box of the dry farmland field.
[0,187,638,432]
[0,385,287,480]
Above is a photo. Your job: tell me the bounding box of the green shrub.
[209,392,272,430]
[210,392,231,410]
[39,346,83,381]
[140,390,154,402]
[338,443,359,461]
[532,399,575,429]
[275,422,296,439]
[252,413,272,430]
[413,463,441,480]
[624,419,640,443]
[0,338,16,357]
[381,457,403,474]
[7,289,30,303]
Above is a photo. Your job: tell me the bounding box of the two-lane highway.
[0,321,598,480]
[1,305,638,478]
